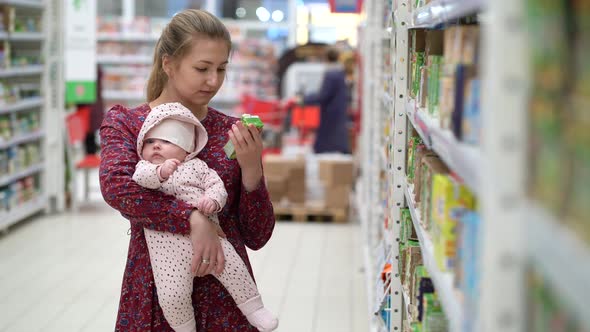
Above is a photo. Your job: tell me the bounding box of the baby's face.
[142,138,189,164]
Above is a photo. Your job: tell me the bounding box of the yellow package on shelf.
[431,174,476,273]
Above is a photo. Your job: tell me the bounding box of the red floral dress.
[99,103,276,331]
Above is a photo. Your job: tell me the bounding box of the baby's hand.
[158,159,181,180]
[197,197,219,215]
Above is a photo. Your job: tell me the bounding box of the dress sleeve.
[132,160,163,189]
[237,178,276,250]
[99,106,194,235]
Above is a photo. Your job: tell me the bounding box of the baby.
[132,102,278,332]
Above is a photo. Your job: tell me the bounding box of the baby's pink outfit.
[133,103,278,332]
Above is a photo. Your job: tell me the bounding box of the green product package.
[223,114,264,159]
[413,52,425,97]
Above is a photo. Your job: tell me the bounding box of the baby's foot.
[237,296,279,332]
[246,307,279,332]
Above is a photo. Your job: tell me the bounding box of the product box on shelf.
[443,25,480,66]
[457,210,480,331]
[413,266,434,323]
[402,241,422,292]
[422,293,449,332]
[462,78,481,145]
[430,174,476,272]
[406,134,423,182]
[418,156,449,231]
[410,29,426,99]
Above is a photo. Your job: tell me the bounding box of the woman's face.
[164,37,230,107]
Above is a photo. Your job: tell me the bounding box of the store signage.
[64,0,97,103]
[328,0,363,13]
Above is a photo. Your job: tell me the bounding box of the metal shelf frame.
[411,0,486,28]
[406,99,481,195]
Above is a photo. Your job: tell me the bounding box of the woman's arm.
[237,179,275,250]
[228,121,275,250]
[99,107,193,234]
[304,71,337,105]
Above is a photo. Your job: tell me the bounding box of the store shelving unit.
[361,0,590,331]
[405,183,463,332]
[405,99,481,194]
[0,0,61,230]
[410,0,485,28]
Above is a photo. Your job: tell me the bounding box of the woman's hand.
[189,210,226,276]
[228,121,263,191]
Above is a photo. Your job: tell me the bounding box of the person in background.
[300,47,351,154]
[132,102,278,332]
[99,9,276,332]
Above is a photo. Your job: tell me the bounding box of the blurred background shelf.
[0,65,43,77]
[0,195,47,231]
[0,97,43,115]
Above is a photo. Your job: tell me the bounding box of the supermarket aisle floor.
[0,200,369,332]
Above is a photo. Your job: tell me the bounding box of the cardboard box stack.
[318,155,354,209]
[263,154,306,205]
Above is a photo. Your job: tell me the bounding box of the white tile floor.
[0,197,370,332]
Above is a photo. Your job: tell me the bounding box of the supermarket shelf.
[0,0,44,9]
[10,32,43,41]
[527,202,590,329]
[406,99,481,195]
[0,130,44,149]
[97,55,153,65]
[102,90,145,101]
[405,183,463,332]
[406,100,431,147]
[0,96,43,115]
[411,0,485,28]
[0,195,47,232]
[101,66,151,76]
[0,163,43,187]
[364,243,381,332]
[0,65,43,77]
[97,33,159,42]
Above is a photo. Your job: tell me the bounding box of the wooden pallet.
[272,201,348,223]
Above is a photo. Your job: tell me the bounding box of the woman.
[99,9,276,331]
[302,48,351,154]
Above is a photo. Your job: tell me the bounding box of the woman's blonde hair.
[146,9,232,102]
